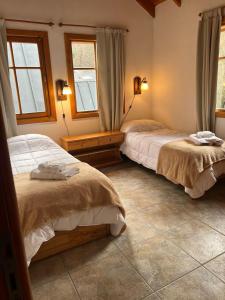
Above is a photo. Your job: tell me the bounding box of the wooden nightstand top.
[61,131,124,152]
[62,131,123,142]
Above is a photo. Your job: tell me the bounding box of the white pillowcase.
[120,119,166,133]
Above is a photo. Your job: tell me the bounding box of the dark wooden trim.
[136,0,155,17]
[0,106,32,298]
[173,0,181,7]
[136,0,181,17]
[64,33,99,119]
[7,29,57,125]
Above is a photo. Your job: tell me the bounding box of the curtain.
[0,19,17,137]
[96,28,125,131]
[196,8,222,132]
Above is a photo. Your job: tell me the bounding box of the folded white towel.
[30,166,80,180]
[196,131,215,139]
[38,162,66,172]
[62,167,80,177]
[188,135,206,145]
[205,136,224,146]
[188,134,224,146]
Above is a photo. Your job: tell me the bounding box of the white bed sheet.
[8,134,125,264]
[120,129,225,198]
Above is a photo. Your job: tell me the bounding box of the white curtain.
[196,8,222,131]
[96,28,125,131]
[0,19,17,137]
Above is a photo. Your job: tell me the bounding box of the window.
[7,29,56,124]
[217,27,225,118]
[64,33,98,119]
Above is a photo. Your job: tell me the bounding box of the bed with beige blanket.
[120,119,225,198]
[8,134,126,264]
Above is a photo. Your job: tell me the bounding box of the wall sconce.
[56,79,72,101]
[134,76,149,95]
[121,76,149,126]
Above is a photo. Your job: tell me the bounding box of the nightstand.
[61,131,124,168]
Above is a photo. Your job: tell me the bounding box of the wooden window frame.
[216,20,225,118]
[64,33,99,119]
[216,109,225,118]
[7,29,56,125]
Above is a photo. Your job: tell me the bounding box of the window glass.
[72,42,95,68]
[219,30,225,58]
[16,69,45,113]
[74,70,97,112]
[217,30,225,109]
[12,42,40,67]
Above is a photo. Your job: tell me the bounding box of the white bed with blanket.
[8,134,125,264]
[120,120,225,199]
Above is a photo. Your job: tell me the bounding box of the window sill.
[72,111,99,119]
[17,115,57,125]
[216,110,225,118]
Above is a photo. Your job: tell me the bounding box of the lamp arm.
[120,94,136,126]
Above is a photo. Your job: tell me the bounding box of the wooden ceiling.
[136,0,181,18]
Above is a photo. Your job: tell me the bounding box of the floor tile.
[187,201,225,235]
[142,203,193,232]
[32,274,79,300]
[29,255,66,287]
[61,237,118,271]
[158,267,225,300]
[70,252,152,300]
[113,217,158,252]
[122,236,199,291]
[166,219,225,263]
[205,253,225,282]
[144,293,161,300]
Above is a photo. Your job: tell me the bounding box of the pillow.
[120,119,166,133]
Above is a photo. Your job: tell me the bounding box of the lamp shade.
[141,78,149,91]
[62,85,72,95]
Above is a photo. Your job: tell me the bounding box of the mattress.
[8,134,125,264]
[120,128,225,198]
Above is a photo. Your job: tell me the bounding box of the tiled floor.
[30,162,225,300]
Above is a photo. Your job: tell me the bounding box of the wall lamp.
[56,79,72,101]
[121,76,149,126]
[134,76,149,95]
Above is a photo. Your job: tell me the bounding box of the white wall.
[1,0,153,142]
[152,0,225,138]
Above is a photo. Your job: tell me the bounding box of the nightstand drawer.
[98,135,123,146]
[82,139,99,149]
[67,141,84,151]
[69,139,98,151]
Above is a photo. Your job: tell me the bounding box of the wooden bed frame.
[32,224,110,262]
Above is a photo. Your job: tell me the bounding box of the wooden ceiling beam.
[136,0,155,18]
[173,0,181,7]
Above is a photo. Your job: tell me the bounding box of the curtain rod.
[58,22,129,32]
[3,18,129,32]
[5,18,54,27]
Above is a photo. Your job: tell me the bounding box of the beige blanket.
[157,140,225,189]
[14,162,125,236]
